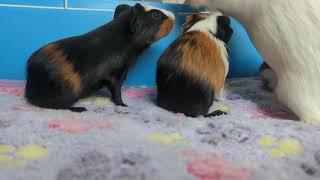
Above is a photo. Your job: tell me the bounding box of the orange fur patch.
[177,31,226,94]
[42,44,81,94]
[156,18,174,40]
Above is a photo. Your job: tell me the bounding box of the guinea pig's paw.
[214,89,225,102]
[206,110,227,117]
[214,96,224,102]
[112,100,128,107]
[118,103,128,107]
[114,106,130,114]
[68,107,87,113]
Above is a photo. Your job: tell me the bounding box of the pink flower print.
[186,159,251,180]
[0,86,24,97]
[0,81,24,87]
[271,110,290,119]
[96,121,115,129]
[182,150,214,160]
[122,89,145,99]
[174,113,185,117]
[122,88,156,99]
[184,152,252,180]
[11,104,40,111]
[243,105,290,120]
[243,105,269,119]
[48,117,115,134]
[143,88,156,95]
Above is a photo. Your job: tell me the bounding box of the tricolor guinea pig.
[25,3,175,112]
[156,12,233,117]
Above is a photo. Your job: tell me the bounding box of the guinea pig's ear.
[114,4,131,19]
[217,15,231,27]
[185,13,209,25]
[185,14,196,24]
[217,16,233,43]
[130,3,145,33]
[182,14,196,32]
[182,13,208,32]
[133,3,145,13]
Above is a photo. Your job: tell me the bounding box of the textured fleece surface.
[0,77,320,180]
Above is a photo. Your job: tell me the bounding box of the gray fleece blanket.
[0,77,320,180]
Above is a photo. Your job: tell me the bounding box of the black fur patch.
[215,16,233,44]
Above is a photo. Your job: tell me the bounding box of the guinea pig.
[156,12,233,117]
[25,3,175,112]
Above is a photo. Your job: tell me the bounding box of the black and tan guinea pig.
[156,11,233,117]
[25,3,175,112]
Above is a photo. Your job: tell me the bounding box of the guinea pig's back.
[156,31,227,116]
[25,44,82,108]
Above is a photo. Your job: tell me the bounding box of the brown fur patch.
[182,13,210,32]
[42,44,81,95]
[156,18,174,40]
[176,31,226,94]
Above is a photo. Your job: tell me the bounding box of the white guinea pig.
[186,0,320,125]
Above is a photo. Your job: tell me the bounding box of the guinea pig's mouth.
[155,17,175,40]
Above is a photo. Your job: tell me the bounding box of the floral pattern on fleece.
[1,78,318,180]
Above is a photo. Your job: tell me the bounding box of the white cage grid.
[0,0,194,16]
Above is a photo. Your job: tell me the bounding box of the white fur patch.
[142,5,175,20]
[187,11,222,34]
[187,11,229,77]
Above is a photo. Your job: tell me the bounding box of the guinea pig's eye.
[151,12,162,19]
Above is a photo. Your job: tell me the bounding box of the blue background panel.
[0,7,113,82]
[0,1,263,86]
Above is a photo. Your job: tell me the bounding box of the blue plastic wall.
[0,0,263,86]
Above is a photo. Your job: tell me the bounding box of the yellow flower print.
[0,144,48,168]
[16,144,48,160]
[210,104,231,112]
[258,135,276,148]
[147,133,184,146]
[80,97,112,107]
[258,136,303,159]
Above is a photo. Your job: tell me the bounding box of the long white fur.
[187,12,229,101]
[142,5,175,20]
[187,0,320,124]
